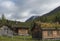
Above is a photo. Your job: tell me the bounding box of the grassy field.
[0,36,60,41]
[0,36,32,41]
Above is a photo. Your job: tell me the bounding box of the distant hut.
[0,25,13,36]
[31,22,42,40]
[12,26,29,36]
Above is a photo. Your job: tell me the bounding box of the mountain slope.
[39,6,60,22]
[26,16,40,22]
[26,6,60,23]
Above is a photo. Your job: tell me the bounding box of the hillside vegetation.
[26,6,60,23]
[35,6,60,23]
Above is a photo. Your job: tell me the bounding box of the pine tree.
[1,14,6,25]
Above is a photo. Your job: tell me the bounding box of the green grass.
[0,36,32,41]
[0,36,60,41]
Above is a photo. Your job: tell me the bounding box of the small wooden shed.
[31,22,42,40]
[12,26,29,36]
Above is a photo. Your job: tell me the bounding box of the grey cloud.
[0,0,60,22]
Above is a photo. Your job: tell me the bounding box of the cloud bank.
[0,0,60,22]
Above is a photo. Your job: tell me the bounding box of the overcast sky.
[0,0,60,22]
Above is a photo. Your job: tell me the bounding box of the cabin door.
[37,30,42,40]
[32,30,42,40]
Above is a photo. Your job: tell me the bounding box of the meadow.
[0,36,60,41]
[0,36,33,41]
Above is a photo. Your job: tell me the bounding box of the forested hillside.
[26,6,60,23]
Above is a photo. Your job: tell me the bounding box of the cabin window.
[48,31,53,36]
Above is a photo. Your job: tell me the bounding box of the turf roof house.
[0,21,30,36]
[11,25,29,36]
[31,22,60,40]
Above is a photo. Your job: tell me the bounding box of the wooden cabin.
[18,28,29,36]
[42,28,60,39]
[41,22,60,39]
[31,22,60,40]
[12,26,29,36]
